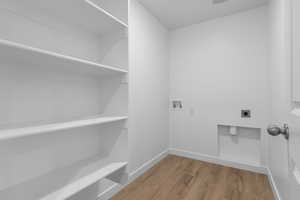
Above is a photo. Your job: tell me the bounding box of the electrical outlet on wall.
[241,109,251,118]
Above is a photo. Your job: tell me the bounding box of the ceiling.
[137,0,269,29]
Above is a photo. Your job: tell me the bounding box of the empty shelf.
[0,39,128,76]
[0,116,128,141]
[0,0,127,35]
[41,162,127,200]
[84,0,128,28]
[0,155,127,200]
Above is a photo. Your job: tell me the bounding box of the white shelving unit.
[0,0,129,199]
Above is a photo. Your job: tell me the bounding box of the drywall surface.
[169,7,269,163]
[129,0,169,172]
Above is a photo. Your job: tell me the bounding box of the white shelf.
[41,162,127,200]
[0,39,128,76]
[0,0,127,35]
[84,0,128,28]
[0,116,128,141]
[0,155,127,200]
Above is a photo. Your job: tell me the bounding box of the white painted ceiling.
[137,0,269,29]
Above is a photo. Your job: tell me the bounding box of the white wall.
[128,0,169,173]
[169,7,270,163]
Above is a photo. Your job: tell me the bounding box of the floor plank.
[112,155,275,200]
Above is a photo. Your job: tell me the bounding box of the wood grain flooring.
[112,155,274,200]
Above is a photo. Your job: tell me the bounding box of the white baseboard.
[128,149,169,182]
[169,148,268,174]
[266,167,281,200]
[97,149,169,200]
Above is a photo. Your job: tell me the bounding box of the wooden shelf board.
[0,116,128,141]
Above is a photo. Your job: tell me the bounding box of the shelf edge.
[0,116,128,141]
[84,0,128,28]
[0,39,128,74]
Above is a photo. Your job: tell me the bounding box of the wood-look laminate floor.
[112,155,274,200]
